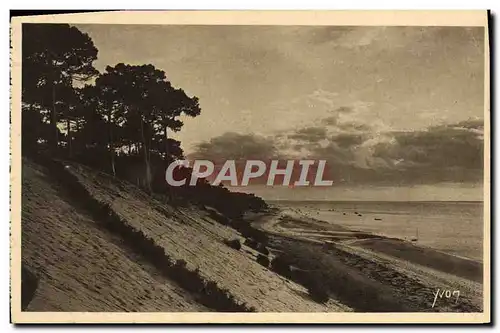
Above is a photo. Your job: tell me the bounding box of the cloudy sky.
[75,24,486,200]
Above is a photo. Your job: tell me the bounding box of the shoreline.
[250,206,483,284]
[265,201,483,263]
[247,208,483,312]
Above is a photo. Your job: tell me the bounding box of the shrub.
[294,269,330,303]
[308,284,329,304]
[225,238,241,251]
[204,281,219,295]
[208,210,230,225]
[244,238,258,250]
[256,254,270,267]
[174,259,187,269]
[236,223,267,243]
[271,255,292,277]
[250,229,268,244]
[236,221,252,235]
[257,244,269,255]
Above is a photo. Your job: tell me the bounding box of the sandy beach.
[249,205,484,312]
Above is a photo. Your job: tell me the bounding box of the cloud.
[337,121,371,132]
[314,26,484,52]
[191,132,278,162]
[288,127,327,143]
[339,120,484,184]
[192,116,484,185]
[372,122,484,174]
[332,133,367,148]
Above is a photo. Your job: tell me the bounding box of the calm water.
[271,201,484,261]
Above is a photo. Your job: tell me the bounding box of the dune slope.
[22,159,207,312]
[21,158,350,312]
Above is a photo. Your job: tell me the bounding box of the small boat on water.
[411,228,419,242]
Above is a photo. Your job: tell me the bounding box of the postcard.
[10,10,490,324]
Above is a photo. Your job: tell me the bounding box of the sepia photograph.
[10,10,490,324]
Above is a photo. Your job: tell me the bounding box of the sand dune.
[22,160,206,312]
[21,158,349,312]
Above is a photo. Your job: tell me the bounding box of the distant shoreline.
[263,200,483,262]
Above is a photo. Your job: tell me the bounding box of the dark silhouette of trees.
[22,23,99,151]
[22,24,268,213]
[22,24,200,190]
[93,64,200,189]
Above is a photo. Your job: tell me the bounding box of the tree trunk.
[164,125,170,163]
[66,115,72,158]
[65,102,72,158]
[108,108,116,177]
[164,125,173,200]
[140,119,152,193]
[50,82,58,151]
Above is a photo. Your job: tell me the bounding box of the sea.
[270,200,484,262]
